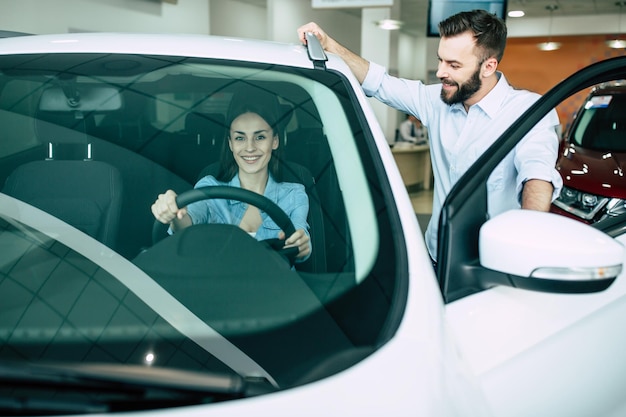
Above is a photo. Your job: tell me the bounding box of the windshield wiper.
[0,362,273,414]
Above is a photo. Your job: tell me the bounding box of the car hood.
[557,143,626,199]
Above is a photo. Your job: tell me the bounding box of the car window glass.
[0,53,403,394]
[572,91,626,151]
[0,80,42,157]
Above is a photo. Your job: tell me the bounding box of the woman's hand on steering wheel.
[152,186,300,266]
[280,229,311,260]
[151,189,191,229]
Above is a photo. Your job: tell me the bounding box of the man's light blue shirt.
[362,62,562,260]
[184,173,310,260]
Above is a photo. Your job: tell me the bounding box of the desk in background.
[391,143,432,190]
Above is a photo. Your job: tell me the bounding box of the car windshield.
[0,52,404,407]
[570,88,626,152]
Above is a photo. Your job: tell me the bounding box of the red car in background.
[551,81,626,223]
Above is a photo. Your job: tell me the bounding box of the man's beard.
[440,67,481,105]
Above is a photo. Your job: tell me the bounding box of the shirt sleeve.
[361,61,435,125]
[284,183,311,262]
[186,175,220,225]
[514,108,563,203]
[290,186,309,234]
[361,61,386,96]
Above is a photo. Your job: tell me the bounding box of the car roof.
[0,30,32,38]
[590,80,626,95]
[0,32,321,69]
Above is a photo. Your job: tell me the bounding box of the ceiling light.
[537,41,562,51]
[508,10,525,18]
[606,1,626,49]
[376,19,403,30]
[606,39,626,48]
[537,5,561,51]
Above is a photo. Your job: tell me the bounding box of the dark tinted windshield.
[0,212,233,372]
[0,50,404,407]
[570,90,626,152]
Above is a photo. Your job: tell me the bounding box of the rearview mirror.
[39,85,122,112]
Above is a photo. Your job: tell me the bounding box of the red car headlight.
[553,186,611,220]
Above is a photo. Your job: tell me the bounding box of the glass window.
[572,92,626,151]
[0,52,403,400]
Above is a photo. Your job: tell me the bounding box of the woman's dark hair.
[438,9,507,63]
[216,87,283,182]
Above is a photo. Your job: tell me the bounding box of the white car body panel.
[0,33,311,68]
[446,233,626,417]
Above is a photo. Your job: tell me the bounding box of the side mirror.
[480,210,623,293]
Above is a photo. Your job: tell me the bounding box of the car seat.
[2,112,123,249]
[171,112,226,183]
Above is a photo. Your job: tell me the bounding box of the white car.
[0,31,625,417]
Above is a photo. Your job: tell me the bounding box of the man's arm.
[297,22,370,84]
[521,179,554,211]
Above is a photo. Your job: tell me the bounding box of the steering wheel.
[152,186,299,265]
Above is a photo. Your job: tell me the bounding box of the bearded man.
[298,9,562,265]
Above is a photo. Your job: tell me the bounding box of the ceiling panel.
[233,0,625,37]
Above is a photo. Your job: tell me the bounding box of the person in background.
[397,114,428,145]
[151,94,311,262]
[297,9,562,265]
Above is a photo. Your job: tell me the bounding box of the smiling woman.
[151,86,312,262]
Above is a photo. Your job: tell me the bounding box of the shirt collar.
[226,173,276,205]
[474,71,508,119]
[449,71,508,119]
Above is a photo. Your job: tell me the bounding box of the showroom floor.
[410,189,432,236]
[410,189,432,214]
